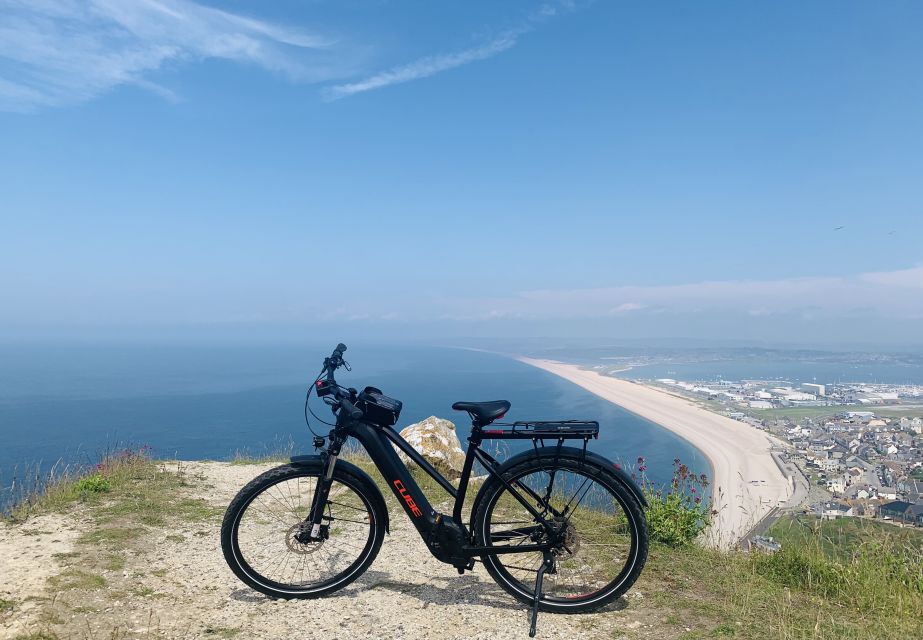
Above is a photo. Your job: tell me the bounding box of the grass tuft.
[48,568,106,591]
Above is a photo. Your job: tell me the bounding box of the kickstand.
[529,553,554,638]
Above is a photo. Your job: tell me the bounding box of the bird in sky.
[834,226,845,231]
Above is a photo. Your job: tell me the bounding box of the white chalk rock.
[396,416,467,479]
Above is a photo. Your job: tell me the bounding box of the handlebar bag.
[357,386,403,427]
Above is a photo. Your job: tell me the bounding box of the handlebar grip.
[339,396,363,420]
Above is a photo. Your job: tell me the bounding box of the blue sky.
[1,1,922,344]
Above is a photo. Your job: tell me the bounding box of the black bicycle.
[221,344,649,636]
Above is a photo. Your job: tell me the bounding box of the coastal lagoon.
[0,344,705,508]
[615,359,923,385]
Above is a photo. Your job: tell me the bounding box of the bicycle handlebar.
[320,343,364,420]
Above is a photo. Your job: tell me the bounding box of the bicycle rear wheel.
[472,448,648,613]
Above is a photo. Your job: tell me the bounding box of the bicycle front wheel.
[472,448,648,613]
[221,462,385,599]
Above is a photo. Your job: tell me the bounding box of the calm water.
[0,344,705,508]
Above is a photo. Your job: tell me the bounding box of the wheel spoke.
[479,461,643,604]
[231,471,377,594]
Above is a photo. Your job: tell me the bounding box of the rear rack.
[480,420,599,441]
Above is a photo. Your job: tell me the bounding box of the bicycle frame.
[308,409,561,566]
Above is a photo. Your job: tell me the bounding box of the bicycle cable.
[303,367,335,437]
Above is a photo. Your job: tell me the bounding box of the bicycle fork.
[304,447,339,540]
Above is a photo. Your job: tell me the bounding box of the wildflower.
[637,456,645,465]
[694,496,702,504]
[638,465,647,472]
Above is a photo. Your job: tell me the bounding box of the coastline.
[516,357,793,548]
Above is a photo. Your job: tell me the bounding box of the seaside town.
[647,376,923,533]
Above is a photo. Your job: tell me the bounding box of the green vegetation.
[750,404,922,422]
[6,447,214,525]
[641,524,923,639]
[634,468,922,638]
[641,458,712,547]
[73,473,111,496]
[77,526,142,545]
[102,554,126,571]
[48,568,106,591]
[768,515,923,562]
[0,597,14,613]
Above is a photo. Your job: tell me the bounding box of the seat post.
[452,424,481,525]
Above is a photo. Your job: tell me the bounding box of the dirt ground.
[0,461,678,640]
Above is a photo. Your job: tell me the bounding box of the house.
[847,468,863,486]
[879,501,915,523]
[899,479,923,502]
[826,477,846,494]
[819,502,853,519]
[911,418,923,435]
[912,479,923,502]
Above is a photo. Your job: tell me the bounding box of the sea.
[0,343,705,509]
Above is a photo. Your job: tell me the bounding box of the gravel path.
[1,461,654,640]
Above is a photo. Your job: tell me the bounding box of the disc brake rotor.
[286,523,324,555]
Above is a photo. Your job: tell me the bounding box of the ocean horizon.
[0,343,706,509]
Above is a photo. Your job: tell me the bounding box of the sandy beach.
[518,358,792,548]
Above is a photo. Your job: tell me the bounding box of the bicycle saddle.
[451,400,511,425]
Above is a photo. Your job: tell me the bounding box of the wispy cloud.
[322,30,521,101]
[1,1,581,110]
[0,0,337,111]
[322,1,576,100]
[428,266,923,322]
